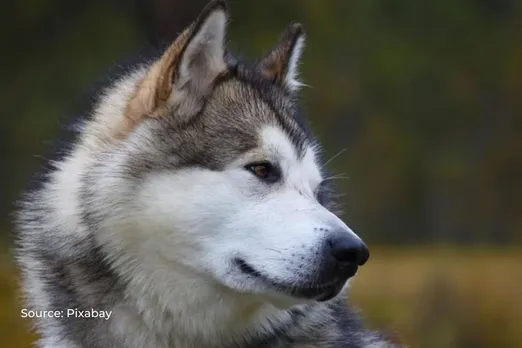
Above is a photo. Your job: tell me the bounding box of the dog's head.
[83,0,369,304]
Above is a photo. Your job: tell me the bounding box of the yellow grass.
[350,247,522,348]
[1,247,521,348]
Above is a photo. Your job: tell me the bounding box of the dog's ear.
[257,23,306,93]
[126,0,228,125]
[172,0,228,95]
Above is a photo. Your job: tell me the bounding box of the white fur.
[285,35,307,91]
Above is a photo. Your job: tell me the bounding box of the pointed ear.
[174,0,228,92]
[126,0,228,125]
[257,23,306,92]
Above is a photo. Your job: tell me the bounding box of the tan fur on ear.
[258,23,306,92]
[122,0,228,138]
[125,27,191,130]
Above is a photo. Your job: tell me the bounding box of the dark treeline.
[1,0,521,245]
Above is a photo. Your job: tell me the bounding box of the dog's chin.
[233,258,355,303]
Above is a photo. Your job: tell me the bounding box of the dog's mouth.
[233,258,357,302]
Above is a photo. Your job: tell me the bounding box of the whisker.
[322,148,348,168]
[321,173,350,182]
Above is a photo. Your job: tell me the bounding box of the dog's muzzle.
[235,228,369,302]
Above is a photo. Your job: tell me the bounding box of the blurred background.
[1,0,521,347]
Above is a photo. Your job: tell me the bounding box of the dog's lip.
[233,257,354,300]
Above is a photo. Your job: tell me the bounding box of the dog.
[15,1,399,347]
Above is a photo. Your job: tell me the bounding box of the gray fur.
[15,1,399,347]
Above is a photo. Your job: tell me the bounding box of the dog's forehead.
[205,77,307,154]
[261,126,297,159]
[155,75,314,172]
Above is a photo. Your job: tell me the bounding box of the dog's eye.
[245,162,280,183]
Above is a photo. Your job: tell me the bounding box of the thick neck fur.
[117,272,316,347]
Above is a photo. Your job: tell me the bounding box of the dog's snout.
[327,231,369,266]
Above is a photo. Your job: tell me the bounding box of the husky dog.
[15,1,398,347]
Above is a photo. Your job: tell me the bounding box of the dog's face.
[84,1,368,304]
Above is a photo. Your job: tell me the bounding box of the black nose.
[327,232,369,266]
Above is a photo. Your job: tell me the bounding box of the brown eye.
[253,165,268,178]
[245,162,281,183]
